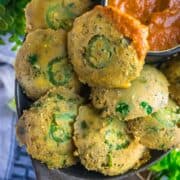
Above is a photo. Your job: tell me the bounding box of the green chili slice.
[49,123,71,143]
[47,57,72,86]
[45,3,76,30]
[140,101,153,115]
[85,35,113,69]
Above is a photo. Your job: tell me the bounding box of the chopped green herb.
[140,101,153,115]
[116,102,130,118]
[105,130,129,151]
[107,153,113,167]
[28,54,38,65]
[49,123,71,143]
[81,121,88,129]
[56,94,65,100]
[0,1,30,50]
[53,112,75,122]
[116,141,130,150]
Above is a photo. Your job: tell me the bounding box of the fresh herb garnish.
[116,141,130,150]
[149,149,180,179]
[49,122,71,143]
[107,153,113,167]
[28,54,38,65]
[53,112,75,122]
[140,101,153,115]
[105,130,129,151]
[116,102,130,118]
[56,94,65,100]
[0,1,30,50]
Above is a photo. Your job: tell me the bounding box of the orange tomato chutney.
[108,0,180,51]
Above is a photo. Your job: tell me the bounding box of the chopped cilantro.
[107,153,113,167]
[56,94,65,100]
[53,112,75,122]
[140,101,153,115]
[116,141,130,150]
[116,102,130,118]
[28,54,38,65]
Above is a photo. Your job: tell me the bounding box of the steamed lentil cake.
[161,58,180,106]
[91,65,169,120]
[25,0,94,32]
[68,5,149,88]
[73,105,150,176]
[15,29,80,100]
[16,88,83,168]
[128,99,180,150]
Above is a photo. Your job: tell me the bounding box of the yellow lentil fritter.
[68,5,149,88]
[25,0,94,32]
[73,105,150,176]
[91,65,169,120]
[128,99,180,150]
[16,88,83,169]
[161,58,180,106]
[15,29,80,100]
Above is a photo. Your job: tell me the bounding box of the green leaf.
[149,149,180,179]
[116,102,130,118]
[0,17,8,31]
[0,37,5,44]
[0,0,11,6]
[11,44,19,51]
[4,13,14,26]
[0,4,5,16]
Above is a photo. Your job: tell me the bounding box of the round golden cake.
[15,29,80,100]
[25,0,94,32]
[73,105,150,176]
[16,88,83,168]
[91,65,169,120]
[68,5,149,88]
